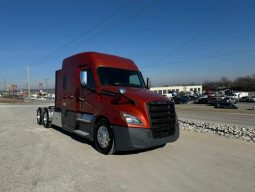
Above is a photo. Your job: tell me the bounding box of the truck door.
[79,68,96,114]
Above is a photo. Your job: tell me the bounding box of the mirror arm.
[146,78,151,89]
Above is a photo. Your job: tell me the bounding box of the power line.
[51,0,161,58]
[10,0,138,83]
[20,0,161,72]
[12,0,159,89]
[147,0,243,67]
[29,0,137,67]
[141,49,255,70]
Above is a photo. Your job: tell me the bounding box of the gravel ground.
[0,104,255,192]
[179,119,255,143]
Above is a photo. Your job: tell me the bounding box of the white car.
[248,96,255,102]
[239,96,249,102]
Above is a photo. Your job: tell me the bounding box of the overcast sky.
[0,0,255,89]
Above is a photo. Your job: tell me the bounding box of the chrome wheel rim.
[97,126,110,148]
[43,112,47,125]
[37,111,41,122]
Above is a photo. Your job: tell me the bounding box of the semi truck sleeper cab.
[36,52,179,154]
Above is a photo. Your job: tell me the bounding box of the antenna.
[27,66,30,97]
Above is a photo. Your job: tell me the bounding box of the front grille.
[147,101,176,138]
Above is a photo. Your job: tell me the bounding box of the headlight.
[122,113,143,126]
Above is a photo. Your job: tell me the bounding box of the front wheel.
[94,120,115,155]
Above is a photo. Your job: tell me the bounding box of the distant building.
[150,85,203,95]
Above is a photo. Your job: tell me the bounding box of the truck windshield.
[98,67,145,88]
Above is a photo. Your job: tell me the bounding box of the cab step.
[73,130,90,138]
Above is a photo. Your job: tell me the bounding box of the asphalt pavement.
[176,103,255,128]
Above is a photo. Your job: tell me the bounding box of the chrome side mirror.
[80,71,87,87]
[146,78,151,89]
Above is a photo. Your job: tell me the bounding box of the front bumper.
[112,123,179,151]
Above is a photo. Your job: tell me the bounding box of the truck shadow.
[50,125,164,155]
[113,147,161,155]
[50,125,95,148]
[114,145,164,155]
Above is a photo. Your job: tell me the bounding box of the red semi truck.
[36,52,179,154]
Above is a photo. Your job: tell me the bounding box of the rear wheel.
[94,119,115,155]
[43,109,51,128]
[36,109,43,125]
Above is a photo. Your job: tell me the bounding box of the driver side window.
[81,68,95,90]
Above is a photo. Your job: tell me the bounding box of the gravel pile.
[179,119,255,143]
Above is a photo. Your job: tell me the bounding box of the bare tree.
[203,74,255,91]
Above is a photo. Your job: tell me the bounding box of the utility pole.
[27,66,30,97]
[39,82,43,90]
[3,78,6,91]
[44,79,49,94]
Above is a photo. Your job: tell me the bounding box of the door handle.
[70,95,75,99]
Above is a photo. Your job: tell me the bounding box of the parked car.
[214,101,238,109]
[239,96,249,102]
[211,100,221,106]
[248,96,255,102]
[223,96,237,104]
[189,95,198,101]
[208,97,220,105]
[232,92,249,100]
[194,97,208,104]
[173,96,189,104]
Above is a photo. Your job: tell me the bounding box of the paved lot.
[176,103,255,128]
[0,104,255,192]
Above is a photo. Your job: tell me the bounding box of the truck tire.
[42,109,51,128]
[94,119,115,155]
[36,108,43,125]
